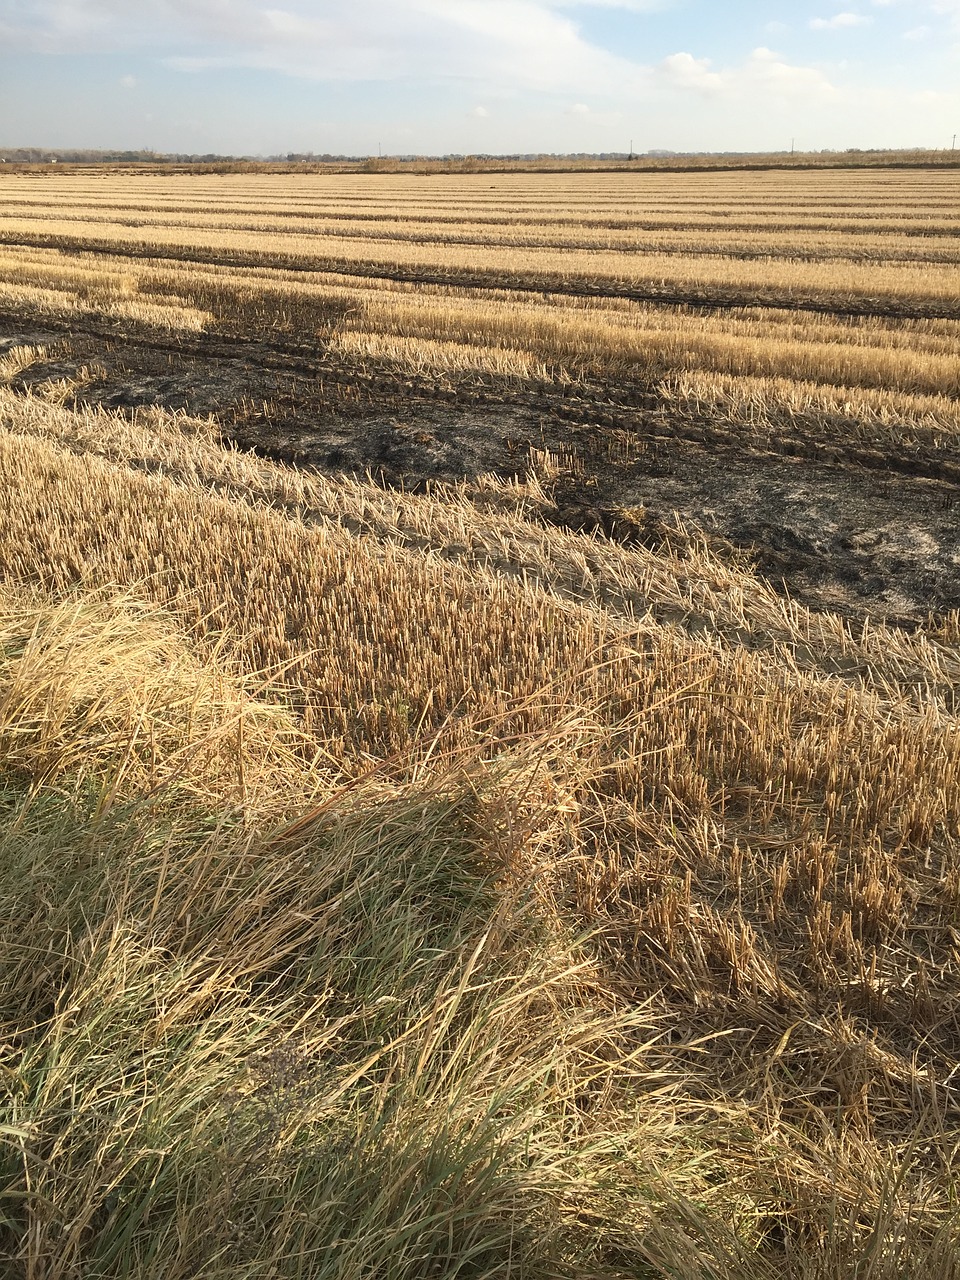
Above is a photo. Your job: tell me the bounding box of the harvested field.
[0,165,959,1278]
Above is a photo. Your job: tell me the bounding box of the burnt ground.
[2,314,959,628]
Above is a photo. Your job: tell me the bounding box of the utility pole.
[791,137,795,155]
[953,134,957,151]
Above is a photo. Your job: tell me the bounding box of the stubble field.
[1,165,959,1279]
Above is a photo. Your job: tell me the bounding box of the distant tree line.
[0,149,238,164]
[1,146,956,174]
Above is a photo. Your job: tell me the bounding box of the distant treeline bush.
[1,147,958,175]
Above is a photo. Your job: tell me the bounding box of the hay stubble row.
[1,166,960,1276]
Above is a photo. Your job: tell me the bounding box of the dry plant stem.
[1,167,960,1278]
[2,171,960,454]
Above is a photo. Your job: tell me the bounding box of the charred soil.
[3,312,958,627]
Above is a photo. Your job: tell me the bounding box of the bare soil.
[3,315,958,627]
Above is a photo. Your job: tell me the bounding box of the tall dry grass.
[7,212,960,304]
[2,168,959,312]
[2,167,960,1273]
[0,379,956,699]
[2,240,960,452]
[2,167,959,470]
[1,389,960,1273]
[0,587,693,1279]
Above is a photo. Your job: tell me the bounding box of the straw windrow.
[1,168,959,1277]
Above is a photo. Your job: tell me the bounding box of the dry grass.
[3,170,960,313]
[659,369,960,446]
[7,211,960,304]
[0,587,694,1280]
[1,388,960,1274]
[2,169,959,469]
[1,380,956,700]
[2,237,960,452]
[334,289,960,397]
[9,201,960,264]
[1,168,960,1275]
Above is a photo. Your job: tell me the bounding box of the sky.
[1,0,958,156]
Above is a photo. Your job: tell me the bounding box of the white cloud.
[559,100,623,128]
[904,22,932,34]
[746,46,838,94]
[2,0,955,157]
[0,0,654,95]
[871,0,960,17]
[659,47,836,100]
[119,73,136,88]
[412,0,639,92]
[660,51,724,92]
[810,12,873,28]
[544,0,672,9]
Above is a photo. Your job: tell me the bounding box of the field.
[1,166,959,1278]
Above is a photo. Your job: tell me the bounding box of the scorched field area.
[1,165,959,618]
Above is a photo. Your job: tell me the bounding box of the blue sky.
[1,0,958,155]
